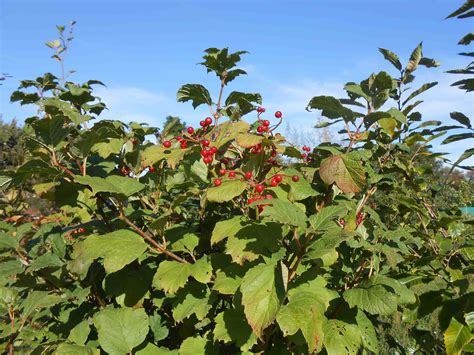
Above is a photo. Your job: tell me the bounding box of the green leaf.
[319,154,366,193]
[93,307,149,355]
[179,336,208,355]
[207,180,246,202]
[442,132,474,145]
[33,116,69,148]
[224,91,262,117]
[444,317,473,355]
[343,282,397,316]
[153,258,212,294]
[68,320,90,345]
[323,320,362,355]
[214,308,257,351]
[211,216,243,245]
[306,96,358,121]
[55,344,93,355]
[240,262,287,337]
[402,82,438,106]
[27,253,63,272]
[356,310,379,353]
[406,42,423,73]
[104,265,153,307]
[72,230,147,274]
[309,205,347,231]
[364,111,392,128]
[379,48,402,70]
[236,133,264,148]
[450,112,472,129]
[172,282,212,322]
[277,291,326,352]
[74,175,145,197]
[259,199,307,229]
[177,84,212,109]
[21,291,63,320]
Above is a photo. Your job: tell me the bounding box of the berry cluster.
[356,212,365,226]
[248,194,273,212]
[162,117,216,151]
[300,145,312,161]
[255,109,283,135]
[72,227,86,235]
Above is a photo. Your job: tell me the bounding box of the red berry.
[201,149,210,157]
[260,107,266,113]
[244,171,253,179]
[265,194,273,200]
[200,120,206,127]
[270,178,278,187]
[257,126,264,133]
[271,150,277,157]
[204,117,213,126]
[149,166,156,172]
[214,178,222,187]
[78,227,86,233]
[204,156,213,164]
[275,174,283,183]
[275,111,282,119]
[220,158,229,164]
[177,135,183,141]
[201,139,210,147]
[219,168,227,176]
[187,127,195,134]
[210,146,218,155]
[228,171,236,178]
[255,184,265,193]
[302,153,307,158]
[163,140,172,148]
[292,175,300,182]
[132,139,139,145]
[262,120,270,127]
[180,141,187,149]
[340,218,346,226]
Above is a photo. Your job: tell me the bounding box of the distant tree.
[162,115,186,136]
[0,118,25,169]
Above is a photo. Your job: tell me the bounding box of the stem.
[118,206,188,263]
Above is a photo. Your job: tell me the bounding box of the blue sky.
[1,0,472,163]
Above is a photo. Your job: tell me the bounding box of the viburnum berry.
[275,174,283,183]
[262,120,270,127]
[228,171,236,178]
[292,175,300,182]
[244,171,253,179]
[201,149,210,157]
[302,153,307,158]
[187,127,195,134]
[214,178,222,187]
[265,194,273,200]
[220,157,229,164]
[271,150,277,157]
[78,227,86,233]
[257,106,266,113]
[149,166,156,172]
[200,120,205,127]
[255,184,265,193]
[257,126,264,133]
[275,111,282,118]
[210,146,218,154]
[177,135,183,141]
[163,140,172,148]
[204,117,213,125]
[270,178,278,187]
[340,218,346,226]
[204,156,213,164]
[201,139,210,147]
[218,168,227,176]
[180,141,188,149]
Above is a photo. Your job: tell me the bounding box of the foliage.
[0,19,473,355]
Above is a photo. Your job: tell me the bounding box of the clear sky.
[0,0,472,163]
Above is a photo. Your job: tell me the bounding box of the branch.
[118,206,188,263]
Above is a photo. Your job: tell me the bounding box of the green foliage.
[1,18,473,355]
